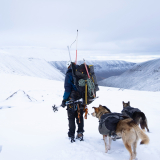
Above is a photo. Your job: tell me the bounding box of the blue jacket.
[63,68,77,101]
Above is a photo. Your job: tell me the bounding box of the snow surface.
[0,73,160,160]
[0,53,64,81]
[99,58,160,92]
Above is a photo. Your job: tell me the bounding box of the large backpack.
[71,62,99,105]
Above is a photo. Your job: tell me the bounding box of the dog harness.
[99,113,124,136]
[121,106,141,118]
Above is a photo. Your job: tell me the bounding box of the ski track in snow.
[0,74,160,160]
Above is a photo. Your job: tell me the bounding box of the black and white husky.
[122,101,149,132]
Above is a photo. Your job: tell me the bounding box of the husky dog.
[122,101,149,132]
[92,105,149,160]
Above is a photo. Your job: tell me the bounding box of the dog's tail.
[129,120,149,145]
[140,112,145,121]
[139,112,149,132]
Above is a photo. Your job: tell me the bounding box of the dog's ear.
[122,101,124,105]
[128,101,130,105]
[99,104,102,107]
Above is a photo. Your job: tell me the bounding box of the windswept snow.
[0,53,64,81]
[0,73,160,160]
[99,58,160,92]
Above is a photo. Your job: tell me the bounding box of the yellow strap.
[92,76,94,83]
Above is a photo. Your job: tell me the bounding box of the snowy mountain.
[0,53,64,81]
[0,52,135,82]
[49,60,136,81]
[99,58,160,91]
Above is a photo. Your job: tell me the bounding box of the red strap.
[84,61,90,79]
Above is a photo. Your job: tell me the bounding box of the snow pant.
[67,106,84,138]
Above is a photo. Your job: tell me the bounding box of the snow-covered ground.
[0,73,160,160]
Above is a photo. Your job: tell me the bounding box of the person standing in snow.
[61,61,84,143]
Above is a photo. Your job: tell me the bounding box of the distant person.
[61,61,84,143]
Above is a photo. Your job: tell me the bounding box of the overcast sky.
[0,0,160,61]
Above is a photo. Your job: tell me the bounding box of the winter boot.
[69,136,75,143]
[70,137,75,143]
[76,132,84,141]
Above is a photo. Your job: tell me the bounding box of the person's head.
[66,61,71,69]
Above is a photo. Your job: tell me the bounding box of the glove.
[61,100,66,108]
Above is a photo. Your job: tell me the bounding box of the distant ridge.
[99,58,160,92]
[49,60,136,81]
[0,52,135,82]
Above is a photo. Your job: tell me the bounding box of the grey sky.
[0,0,160,58]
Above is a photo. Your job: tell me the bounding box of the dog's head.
[92,105,111,119]
[122,101,130,108]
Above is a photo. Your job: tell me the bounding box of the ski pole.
[75,30,78,64]
[52,105,62,112]
[69,30,78,64]
[67,46,72,62]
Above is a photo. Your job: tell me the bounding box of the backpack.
[121,106,141,118]
[99,113,124,136]
[71,62,99,105]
